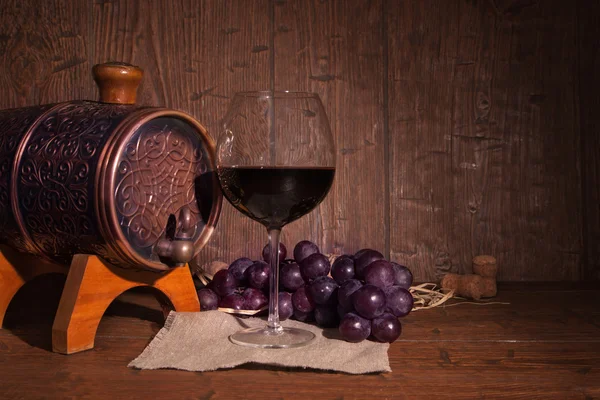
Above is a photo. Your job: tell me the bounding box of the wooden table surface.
[1,279,599,399]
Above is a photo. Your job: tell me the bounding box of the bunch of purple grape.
[196,240,414,343]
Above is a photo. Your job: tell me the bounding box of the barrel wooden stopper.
[92,62,143,104]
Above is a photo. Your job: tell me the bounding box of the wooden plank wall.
[0,0,594,282]
[578,0,600,281]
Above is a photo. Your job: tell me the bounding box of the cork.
[480,277,497,297]
[472,255,497,278]
[441,273,485,301]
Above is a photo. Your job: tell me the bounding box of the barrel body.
[0,103,58,255]
[0,101,221,271]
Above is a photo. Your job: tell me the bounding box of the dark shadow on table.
[231,362,384,375]
[2,277,165,352]
[2,274,65,351]
[321,327,345,341]
[104,286,165,324]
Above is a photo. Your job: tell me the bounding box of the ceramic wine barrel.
[0,62,222,271]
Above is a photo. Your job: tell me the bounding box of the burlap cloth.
[128,311,390,374]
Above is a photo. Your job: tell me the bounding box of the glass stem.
[267,228,282,332]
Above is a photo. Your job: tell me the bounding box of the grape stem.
[267,228,283,333]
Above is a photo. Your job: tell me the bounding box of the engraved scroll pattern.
[0,105,52,253]
[114,120,208,260]
[18,101,131,262]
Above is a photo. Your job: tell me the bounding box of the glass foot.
[229,326,315,349]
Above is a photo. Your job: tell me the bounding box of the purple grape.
[299,253,331,282]
[293,309,315,322]
[339,312,371,343]
[292,285,315,313]
[354,249,384,279]
[314,305,339,328]
[384,285,413,317]
[308,276,339,305]
[245,260,270,290]
[211,269,238,297]
[218,293,245,310]
[337,303,355,319]
[391,262,413,289]
[371,313,402,343]
[364,260,395,288]
[354,249,370,259]
[280,262,304,292]
[228,257,253,285]
[242,287,268,310]
[331,255,355,284]
[352,284,386,319]
[278,292,294,321]
[262,242,287,263]
[293,240,320,263]
[337,279,363,308]
[197,288,219,311]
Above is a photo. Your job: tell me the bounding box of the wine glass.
[216,91,335,348]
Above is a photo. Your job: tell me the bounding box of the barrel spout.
[155,207,196,267]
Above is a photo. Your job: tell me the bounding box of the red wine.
[218,166,335,229]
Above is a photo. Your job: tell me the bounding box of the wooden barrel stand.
[0,246,200,354]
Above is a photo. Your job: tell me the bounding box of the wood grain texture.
[578,0,600,281]
[1,284,599,399]
[469,0,581,281]
[0,0,593,281]
[0,0,92,108]
[388,0,582,282]
[387,0,456,282]
[274,0,386,256]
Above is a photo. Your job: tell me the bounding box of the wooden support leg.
[0,246,67,328]
[52,254,200,354]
